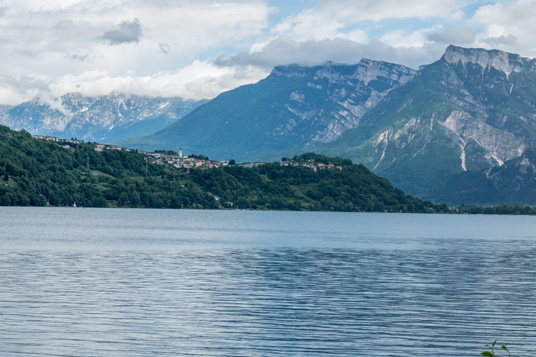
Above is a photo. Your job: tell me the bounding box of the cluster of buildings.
[143,150,225,169]
[142,150,269,169]
[33,135,344,172]
[280,160,343,172]
[93,143,134,152]
[33,135,84,149]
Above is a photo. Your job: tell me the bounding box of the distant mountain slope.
[119,60,416,159]
[0,92,205,143]
[433,150,536,205]
[0,105,13,115]
[318,45,536,203]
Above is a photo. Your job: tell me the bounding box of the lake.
[1,207,535,356]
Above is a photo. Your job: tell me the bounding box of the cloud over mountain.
[215,36,444,70]
[427,27,476,44]
[0,1,534,105]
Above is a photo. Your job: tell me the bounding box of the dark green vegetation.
[457,205,536,215]
[0,126,450,212]
[432,150,536,206]
[154,149,178,156]
[481,340,511,357]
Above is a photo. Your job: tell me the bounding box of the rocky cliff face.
[438,110,525,169]
[280,60,416,145]
[321,45,536,203]
[442,45,531,75]
[0,93,204,142]
[430,45,536,171]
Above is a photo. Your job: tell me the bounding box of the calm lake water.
[1,207,535,356]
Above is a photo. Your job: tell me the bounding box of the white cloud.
[381,27,440,48]
[0,0,535,106]
[270,0,472,42]
[1,0,85,13]
[215,36,446,70]
[0,84,35,105]
[337,29,368,43]
[100,18,142,45]
[0,0,272,104]
[427,26,476,45]
[340,0,470,21]
[471,0,536,55]
[223,0,536,81]
[226,0,480,75]
[46,61,269,101]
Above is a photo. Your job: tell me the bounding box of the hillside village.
[32,134,344,172]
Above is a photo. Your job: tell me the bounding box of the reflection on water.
[1,208,535,355]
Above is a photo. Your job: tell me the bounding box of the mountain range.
[118,45,536,205]
[317,45,536,204]
[2,45,536,205]
[118,59,417,159]
[0,92,205,143]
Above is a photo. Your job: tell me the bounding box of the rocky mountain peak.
[356,58,417,85]
[61,92,85,100]
[270,64,313,78]
[442,44,530,75]
[271,59,416,86]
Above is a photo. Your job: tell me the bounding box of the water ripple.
[1,208,536,355]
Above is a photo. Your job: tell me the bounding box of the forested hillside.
[0,126,449,213]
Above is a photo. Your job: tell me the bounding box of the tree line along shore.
[1,125,535,215]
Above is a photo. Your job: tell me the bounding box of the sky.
[0,0,535,105]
